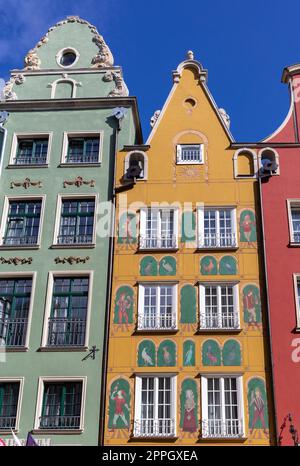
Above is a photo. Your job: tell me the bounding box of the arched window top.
[233,148,257,178]
[124,150,148,180]
[258,147,279,175]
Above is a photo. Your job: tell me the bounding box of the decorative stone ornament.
[10,178,42,189]
[2,78,17,101]
[150,110,161,128]
[54,256,90,265]
[107,72,129,97]
[24,50,41,70]
[0,257,33,265]
[91,34,114,68]
[219,108,230,129]
[63,176,95,188]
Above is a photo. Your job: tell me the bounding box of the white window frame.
[176,143,204,164]
[201,374,244,439]
[138,282,178,331]
[197,206,237,249]
[9,132,53,167]
[124,151,148,180]
[287,199,300,245]
[0,195,46,249]
[233,148,258,179]
[258,147,280,175]
[56,47,80,69]
[0,377,24,434]
[139,207,179,250]
[199,282,240,330]
[0,271,37,350]
[40,270,93,349]
[134,374,177,438]
[293,274,300,329]
[61,131,103,165]
[52,194,98,248]
[34,376,87,433]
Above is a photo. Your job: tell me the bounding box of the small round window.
[60,51,77,67]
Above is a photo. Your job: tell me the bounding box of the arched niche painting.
[180,379,198,434]
[157,340,176,366]
[222,339,241,366]
[219,256,237,275]
[140,256,158,276]
[183,340,195,367]
[247,378,269,434]
[180,285,197,324]
[117,212,137,244]
[200,256,218,275]
[137,340,156,367]
[108,378,130,430]
[239,209,257,243]
[202,340,221,366]
[243,284,262,327]
[159,256,176,276]
[181,211,196,243]
[113,286,134,326]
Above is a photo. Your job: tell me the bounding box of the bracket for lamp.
[82,345,100,361]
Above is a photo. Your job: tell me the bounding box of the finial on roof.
[186,50,194,60]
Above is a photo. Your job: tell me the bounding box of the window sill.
[0,429,19,435]
[199,435,247,443]
[32,429,83,435]
[7,164,49,169]
[59,162,101,168]
[196,246,239,251]
[130,434,178,442]
[289,242,300,247]
[0,244,40,250]
[138,247,179,252]
[135,328,179,335]
[51,243,95,249]
[197,328,242,334]
[0,346,29,352]
[38,346,88,352]
[176,162,203,165]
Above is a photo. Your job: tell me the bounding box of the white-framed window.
[198,207,237,248]
[124,151,148,180]
[0,377,24,433]
[9,132,52,166]
[53,195,98,247]
[0,196,46,248]
[176,144,203,164]
[134,375,176,438]
[61,131,103,165]
[287,200,300,244]
[293,274,300,328]
[56,47,80,69]
[138,283,178,330]
[199,282,240,330]
[41,271,93,349]
[201,375,244,438]
[34,376,86,432]
[140,208,178,249]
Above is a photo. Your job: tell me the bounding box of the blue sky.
[0,0,299,141]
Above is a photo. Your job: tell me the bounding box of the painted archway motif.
[180,285,197,330]
[219,256,237,275]
[113,285,134,328]
[202,340,221,366]
[183,340,195,367]
[181,211,196,243]
[242,284,262,329]
[117,212,137,244]
[137,340,156,367]
[108,378,131,431]
[222,339,241,366]
[140,256,158,276]
[200,256,218,275]
[247,377,269,439]
[239,209,257,243]
[180,379,198,436]
[157,340,176,366]
[159,256,176,276]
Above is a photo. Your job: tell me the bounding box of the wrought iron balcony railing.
[134,418,176,438]
[3,235,38,246]
[198,233,237,248]
[14,156,47,165]
[0,318,28,347]
[47,318,86,347]
[137,313,177,331]
[139,235,177,250]
[0,416,17,430]
[66,154,99,164]
[291,232,300,243]
[39,415,81,430]
[199,312,240,330]
[201,419,243,438]
[57,234,93,245]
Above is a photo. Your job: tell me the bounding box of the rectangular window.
[3,200,42,246]
[39,381,82,430]
[140,209,177,249]
[138,284,177,330]
[66,137,100,164]
[201,376,244,438]
[0,382,20,430]
[176,144,203,164]
[0,278,32,347]
[198,208,237,248]
[199,283,239,329]
[14,138,48,165]
[134,376,176,437]
[291,206,300,243]
[57,199,95,245]
[47,277,88,347]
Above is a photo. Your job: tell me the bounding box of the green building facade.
[0,16,141,445]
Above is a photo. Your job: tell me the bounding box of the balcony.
[0,318,28,347]
[66,154,99,164]
[201,419,243,439]
[291,232,300,244]
[139,235,177,250]
[57,234,93,245]
[47,318,86,347]
[134,418,176,438]
[198,233,237,249]
[39,415,80,430]
[199,312,240,330]
[3,235,38,246]
[14,156,47,165]
[137,313,177,331]
[0,416,16,430]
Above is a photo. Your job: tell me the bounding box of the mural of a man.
[250,387,267,434]
[243,288,260,325]
[241,213,256,243]
[111,384,129,429]
[116,292,132,325]
[182,389,197,433]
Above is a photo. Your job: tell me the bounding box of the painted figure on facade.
[138,340,156,366]
[222,340,241,366]
[202,340,221,366]
[248,378,269,438]
[219,256,237,275]
[200,256,218,275]
[180,379,198,437]
[140,256,158,276]
[180,285,197,331]
[183,340,195,366]
[159,256,176,276]
[239,209,257,244]
[158,340,176,366]
[117,212,137,245]
[108,379,130,431]
[114,286,134,328]
[243,285,262,328]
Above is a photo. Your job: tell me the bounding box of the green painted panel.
[137,340,156,366]
[180,379,198,432]
[202,340,221,366]
[180,285,197,324]
[200,256,218,275]
[159,256,176,276]
[219,256,237,275]
[243,285,262,324]
[117,213,137,244]
[113,286,134,325]
[157,340,176,366]
[108,378,130,429]
[181,211,196,242]
[140,256,158,276]
[183,340,195,367]
[222,340,241,366]
[239,209,257,243]
[247,378,269,430]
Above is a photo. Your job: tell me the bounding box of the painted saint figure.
[243,288,260,326]
[116,292,132,325]
[111,384,130,429]
[250,387,268,434]
[240,210,256,245]
[182,389,197,433]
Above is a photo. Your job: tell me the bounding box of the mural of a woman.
[182,389,197,433]
[239,209,257,244]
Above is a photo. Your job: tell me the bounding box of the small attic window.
[57,48,79,68]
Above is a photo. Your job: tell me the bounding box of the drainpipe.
[0,111,9,176]
[258,174,279,445]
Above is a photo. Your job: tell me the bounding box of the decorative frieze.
[10,178,42,189]
[0,257,33,265]
[55,256,90,265]
[63,176,95,188]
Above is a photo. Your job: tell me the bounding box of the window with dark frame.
[57,199,95,245]
[3,200,42,246]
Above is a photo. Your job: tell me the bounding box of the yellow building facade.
[104,53,274,446]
